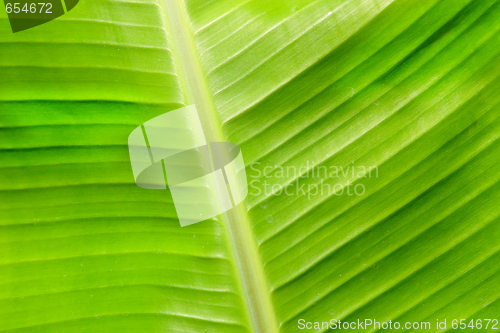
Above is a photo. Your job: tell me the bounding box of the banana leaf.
[1,0,499,332]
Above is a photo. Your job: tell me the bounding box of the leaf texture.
[0,0,499,332]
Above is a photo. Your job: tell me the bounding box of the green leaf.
[1,0,499,332]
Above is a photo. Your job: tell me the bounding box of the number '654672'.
[5,2,52,14]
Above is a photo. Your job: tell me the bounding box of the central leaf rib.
[159,1,279,332]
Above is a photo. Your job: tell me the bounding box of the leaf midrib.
[159,1,279,332]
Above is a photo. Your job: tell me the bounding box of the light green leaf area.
[0,0,499,332]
